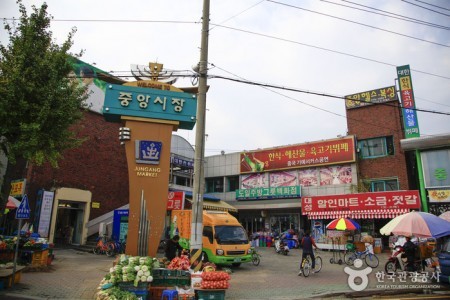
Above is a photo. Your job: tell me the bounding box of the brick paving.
[0,247,449,299]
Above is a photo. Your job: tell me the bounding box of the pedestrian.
[164,235,183,262]
[299,230,319,275]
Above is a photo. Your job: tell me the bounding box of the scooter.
[384,244,425,273]
[385,244,406,273]
[274,238,289,255]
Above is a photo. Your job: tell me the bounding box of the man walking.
[299,230,319,275]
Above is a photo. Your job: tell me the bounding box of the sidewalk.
[0,248,115,300]
[0,247,449,299]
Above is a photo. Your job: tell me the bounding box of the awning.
[186,199,238,213]
[307,208,410,220]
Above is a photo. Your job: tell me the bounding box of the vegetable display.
[200,271,231,289]
[101,254,160,287]
[167,254,190,270]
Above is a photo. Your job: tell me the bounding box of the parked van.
[170,210,251,266]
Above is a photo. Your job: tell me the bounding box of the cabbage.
[110,267,115,273]
[139,257,146,265]
[137,270,143,277]
[141,276,147,282]
[147,275,153,282]
[144,271,150,277]
[141,265,148,272]
[134,265,141,271]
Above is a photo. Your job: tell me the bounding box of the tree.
[0,1,88,199]
[0,1,88,166]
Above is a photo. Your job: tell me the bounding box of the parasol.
[380,211,450,239]
[326,218,361,231]
[6,196,21,209]
[439,211,450,222]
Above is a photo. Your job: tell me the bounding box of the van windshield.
[215,226,249,244]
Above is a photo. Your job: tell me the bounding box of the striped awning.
[307,208,410,220]
[186,199,238,213]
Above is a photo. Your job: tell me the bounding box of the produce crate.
[152,269,191,287]
[32,249,49,267]
[196,289,226,300]
[118,282,149,299]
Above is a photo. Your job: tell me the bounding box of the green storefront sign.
[236,186,301,200]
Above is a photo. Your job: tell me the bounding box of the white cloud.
[1,0,449,156]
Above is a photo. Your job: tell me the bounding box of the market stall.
[95,252,231,300]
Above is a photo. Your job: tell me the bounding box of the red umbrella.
[326,218,361,231]
[6,196,21,209]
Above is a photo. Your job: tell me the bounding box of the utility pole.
[190,0,210,272]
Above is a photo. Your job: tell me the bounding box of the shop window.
[368,179,399,192]
[205,177,224,193]
[226,176,239,192]
[357,136,394,159]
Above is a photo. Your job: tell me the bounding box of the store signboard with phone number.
[240,136,355,173]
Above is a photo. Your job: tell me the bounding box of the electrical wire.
[402,0,450,17]
[412,0,450,11]
[266,0,449,47]
[210,23,450,81]
[322,0,449,30]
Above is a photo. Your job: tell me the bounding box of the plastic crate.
[118,281,149,298]
[32,249,49,267]
[196,289,226,300]
[151,269,191,287]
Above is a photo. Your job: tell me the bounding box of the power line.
[1,18,199,25]
[412,0,450,11]
[266,0,449,47]
[207,73,450,116]
[323,0,449,30]
[402,0,450,16]
[211,23,450,81]
[210,0,265,31]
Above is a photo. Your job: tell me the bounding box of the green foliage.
[0,0,88,167]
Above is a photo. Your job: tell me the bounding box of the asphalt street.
[0,247,449,299]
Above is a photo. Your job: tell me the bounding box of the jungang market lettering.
[135,166,161,177]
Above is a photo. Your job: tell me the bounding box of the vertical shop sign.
[397,65,420,138]
[37,191,55,238]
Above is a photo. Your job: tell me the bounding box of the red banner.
[301,190,421,214]
[167,191,185,210]
[240,136,355,173]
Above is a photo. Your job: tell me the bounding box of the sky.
[1,0,449,156]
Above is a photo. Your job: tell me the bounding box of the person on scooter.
[403,236,417,271]
[299,230,319,275]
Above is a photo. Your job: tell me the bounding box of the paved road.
[0,247,449,299]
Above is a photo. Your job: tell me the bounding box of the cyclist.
[299,230,319,276]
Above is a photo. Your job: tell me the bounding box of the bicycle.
[249,247,261,266]
[105,239,126,256]
[344,244,379,268]
[93,236,115,257]
[299,249,322,277]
